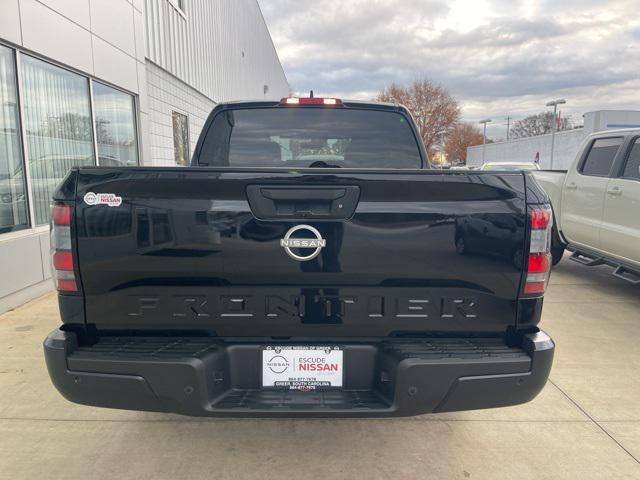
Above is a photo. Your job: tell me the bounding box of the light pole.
[546,98,566,169]
[479,118,492,164]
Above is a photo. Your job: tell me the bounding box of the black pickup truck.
[44,97,554,417]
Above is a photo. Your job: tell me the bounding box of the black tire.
[551,225,566,266]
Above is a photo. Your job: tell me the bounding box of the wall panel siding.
[0,0,23,45]
[467,129,586,170]
[0,232,46,300]
[145,61,214,166]
[144,0,289,102]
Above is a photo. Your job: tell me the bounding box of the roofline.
[253,0,289,92]
[588,127,640,136]
[216,98,410,113]
[584,109,640,115]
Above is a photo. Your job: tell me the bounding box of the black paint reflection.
[454,214,525,268]
[299,223,344,324]
[300,223,343,273]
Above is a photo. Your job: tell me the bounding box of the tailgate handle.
[260,188,346,201]
[246,185,360,220]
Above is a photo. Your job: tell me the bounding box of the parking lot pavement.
[1,255,639,480]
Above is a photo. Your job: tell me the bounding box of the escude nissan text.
[44,97,555,417]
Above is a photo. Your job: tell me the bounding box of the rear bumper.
[44,330,554,417]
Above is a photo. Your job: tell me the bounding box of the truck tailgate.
[73,168,527,336]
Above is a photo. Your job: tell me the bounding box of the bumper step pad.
[215,389,390,411]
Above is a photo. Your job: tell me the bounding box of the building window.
[0,47,141,236]
[172,111,189,166]
[0,45,28,234]
[21,55,95,225]
[92,81,139,167]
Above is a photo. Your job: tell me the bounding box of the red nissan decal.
[298,363,339,372]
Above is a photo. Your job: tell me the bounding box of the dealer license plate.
[262,346,343,390]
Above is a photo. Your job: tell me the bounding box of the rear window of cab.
[197,107,423,169]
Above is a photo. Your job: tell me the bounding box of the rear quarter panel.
[531,171,566,224]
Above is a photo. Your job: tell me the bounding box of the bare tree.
[510,112,572,139]
[41,113,92,141]
[376,79,460,155]
[444,122,484,164]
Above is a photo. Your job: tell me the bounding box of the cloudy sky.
[258,0,640,139]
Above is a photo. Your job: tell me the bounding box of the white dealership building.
[0,0,289,313]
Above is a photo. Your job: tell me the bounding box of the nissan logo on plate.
[266,355,289,374]
[280,225,326,261]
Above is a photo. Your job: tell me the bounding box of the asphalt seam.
[548,379,640,465]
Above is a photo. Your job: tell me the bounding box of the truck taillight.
[524,206,552,296]
[50,203,78,293]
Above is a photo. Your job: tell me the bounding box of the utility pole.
[546,98,566,169]
[479,118,492,164]
[505,115,512,141]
